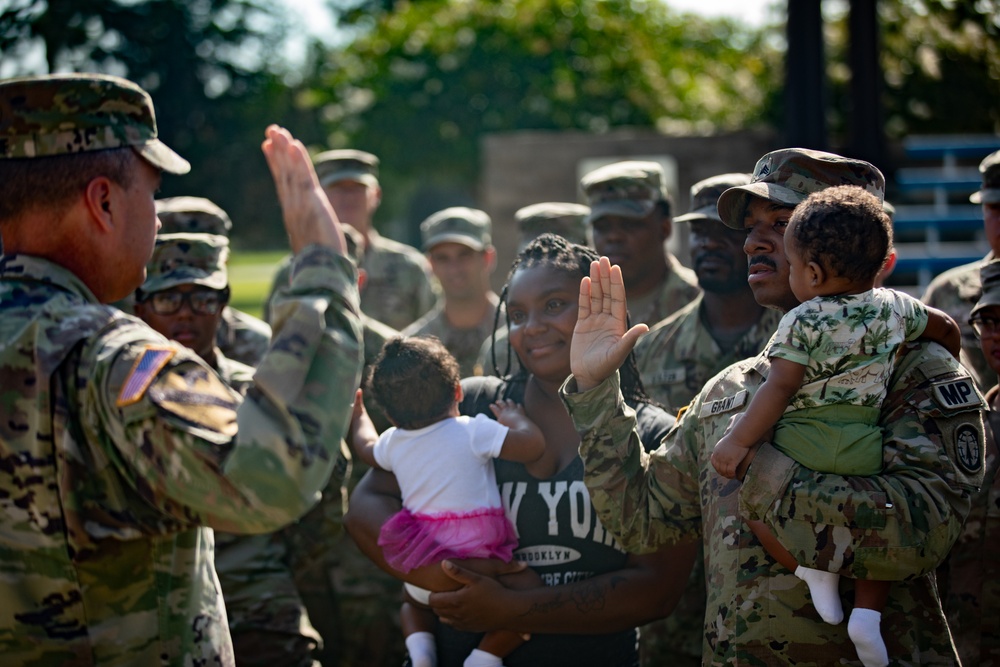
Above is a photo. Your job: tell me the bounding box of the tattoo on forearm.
[522,574,628,617]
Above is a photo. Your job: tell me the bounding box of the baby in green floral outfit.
[712,185,961,667]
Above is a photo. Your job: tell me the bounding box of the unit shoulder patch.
[117,346,176,407]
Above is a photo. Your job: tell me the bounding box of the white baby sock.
[405,631,437,667]
[849,607,889,667]
[794,565,844,624]
[463,648,504,667]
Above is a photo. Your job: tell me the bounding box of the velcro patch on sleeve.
[117,346,177,407]
[931,378,980,411]
[148,366,239,438]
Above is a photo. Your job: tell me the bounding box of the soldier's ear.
[83,177,115,232]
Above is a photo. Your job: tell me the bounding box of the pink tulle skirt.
[378,506,518,573]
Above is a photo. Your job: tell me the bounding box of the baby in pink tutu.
[350,336,548,667]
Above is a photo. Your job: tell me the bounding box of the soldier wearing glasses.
[135,233,323,667]
[134,234,245,380]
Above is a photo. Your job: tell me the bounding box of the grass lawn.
[227,250,288,320]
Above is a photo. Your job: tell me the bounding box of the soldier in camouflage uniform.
[404,207,499,377]
[134,233,324,667]
[313,149,439,331]
[478,202,591,377]
[0,74,363,665]
[155,196,273,367]
[581,161,701,327]
[563,148,986,665]
[922,149,1000,394]
[515,201,591,249]
[631,173,781,667]
[938,258,1000,666]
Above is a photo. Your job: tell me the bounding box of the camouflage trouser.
[639,549,705,667]
[294,538,405,667]
[216,532,323,667]
[229,598,321,667]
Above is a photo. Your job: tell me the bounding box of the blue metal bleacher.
[886,134,1000,292]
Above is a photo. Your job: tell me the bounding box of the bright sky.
[279,0,783,65]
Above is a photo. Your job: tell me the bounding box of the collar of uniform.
[748,351,771,380]
[0,253,101,303]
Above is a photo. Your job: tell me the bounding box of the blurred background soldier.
[314,149,440,331]
[581,160,700,327]
[155,195,273,366]
[923,149,1000,393]
[514,201,591,250]
[404,207,499,377]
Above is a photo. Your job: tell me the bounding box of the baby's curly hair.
[366,336,460,430]
[788,185,892,284]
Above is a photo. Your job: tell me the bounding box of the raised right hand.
[261,125,346,255]
[570,257,648,391]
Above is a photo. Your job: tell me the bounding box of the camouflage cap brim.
[586,199,657,224]
[970,188,1000,205]
[143,272,228,295]
[673,203,723,224]
[135,141,191,175]
[319,169,378,188]
[717,182,804,229]
[423,232,486,251]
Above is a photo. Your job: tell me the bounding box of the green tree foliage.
[306,0,780,224]
[823,0,1000,138]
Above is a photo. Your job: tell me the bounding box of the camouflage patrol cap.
[970,150,1000,204]
[515,202,591,247]
[971,259,1000,319]
[674,173,753,223]
[141,233,229,294]
[420,207,492,251]
[313,149,379,188]
[716,148,885,229]
[581,161,668,224]
[0,73,190,174]
[156,197,233,236]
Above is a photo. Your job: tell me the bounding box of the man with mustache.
[562,148,985,664]
[630,174,782,667]
[581,160,700,327]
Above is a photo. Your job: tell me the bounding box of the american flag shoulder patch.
[116,345,177,407]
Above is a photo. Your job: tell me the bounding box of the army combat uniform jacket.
[634,293,783,416]
[359,231,439,331]
[217,305,272,368]
[564,341,985,665]
[625,253,700,327]
[0,247,362,666]
[402,296,498,378]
